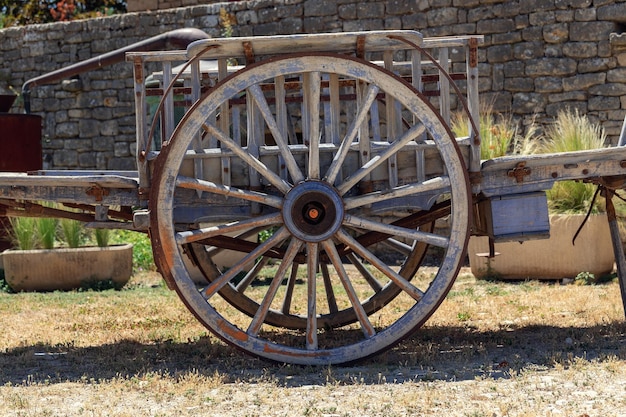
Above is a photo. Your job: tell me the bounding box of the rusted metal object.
[21,28,210,113]
[0,114,42,172]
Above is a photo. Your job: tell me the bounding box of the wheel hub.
[283,181,344,242]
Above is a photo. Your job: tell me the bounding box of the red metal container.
[0,113,42,172]
[0,111,42,250]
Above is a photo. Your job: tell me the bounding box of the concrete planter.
[1,244,133,291]
[468,214,615,280]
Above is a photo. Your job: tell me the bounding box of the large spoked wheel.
[150,53,471,365]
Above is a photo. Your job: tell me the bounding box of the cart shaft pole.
[606,191,626,319]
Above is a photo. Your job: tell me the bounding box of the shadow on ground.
[2,322,625,386]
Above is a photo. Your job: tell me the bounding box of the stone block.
[562,73,606,92]
[78,152,97,167]
[555,10,574,22]
[304,0,337,17]
[492,31,522,45]
[597,3,626,22]
[385,17,403,30]
[586,55,614,75]
[79,119,100,138]
[477,18,515,34]
[127,0,158,11]
[574,7,596,21]
[525,58,577,76]
[338,4,356,19]
[562,42,597,59]
[547,90,586,103]
[402,13,428,29]
[555,0,591,8]
[487,45,512,63]
[114,142,130,157]
[481,91,512,113]
[93,137,115,152]
[589,96,620,111]
[521,26,544,41]
[449,23,476,35]
[93,108,113,121]
[504,77,534,92]
[426,7,458,26]
[53,149,78,167]
[344,19,384,31]
[387,0,417,15]
[543,23,568,43]
[607,68,626,83]
[100,120,119,136]
[534,76,563,93]
[520,0,556,14]
[589,83,626,97]
[65,139,93,151]
[279,17,303,34]
[570,21,617,42]
[546,101,587,117]
[513,42,544,60]
[357,3,385,19]
[512,92,547,114]
[56,122,79,138]
[504,61,526,77]
[108,157,136,171]
[529,11,556,26]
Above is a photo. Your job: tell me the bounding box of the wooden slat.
[187,30,424,60]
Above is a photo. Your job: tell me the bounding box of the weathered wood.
[479,147,626,196]
[187,30,424,61]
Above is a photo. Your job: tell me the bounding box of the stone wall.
[1,0,626,170]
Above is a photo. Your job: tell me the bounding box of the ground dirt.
[1,269,626,416]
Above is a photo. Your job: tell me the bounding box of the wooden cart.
[2,30,626,365]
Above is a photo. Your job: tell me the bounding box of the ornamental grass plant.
[451,104,539,159]
[539,109,606,214]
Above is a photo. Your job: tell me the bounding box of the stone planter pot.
[468,214,615,280]
[1,244,133,291]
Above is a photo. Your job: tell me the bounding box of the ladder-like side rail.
[128,31,484,197]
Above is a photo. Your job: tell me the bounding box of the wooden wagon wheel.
[150,53,470,365]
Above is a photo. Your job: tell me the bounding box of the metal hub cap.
[282,181,344,243]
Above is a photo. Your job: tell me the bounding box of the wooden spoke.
[201,227,290,299]
[176,213,282,245]
[201,122,292,194]
[345,253,384,293]
[247,237,303,336]
[304,72,322,180]
[235,256,271,292]
[380,238,413,256]
[320,262,339,314]
[343,214,449,249]
[247,84,305,183]
[325,84,380,185]
[335,228,425,301]
[281,263,300,315]
[343,176,451,210]
[306,242,319,350]
[322,240,376,338]
[176,176,283,209]
[337,122,427,195]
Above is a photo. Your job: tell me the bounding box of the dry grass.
[1,269,626,416]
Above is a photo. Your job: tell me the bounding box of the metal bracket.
[86,185,110,202]
[507,162,531,183]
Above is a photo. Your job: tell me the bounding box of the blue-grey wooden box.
[474,192,550,242]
